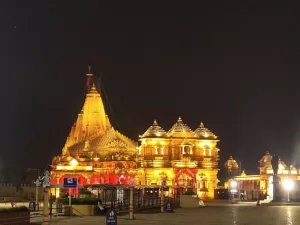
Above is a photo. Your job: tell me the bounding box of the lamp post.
[40,170,51,225]
[129,179,134,220]
[283,179,294,202]
[230,180,237,204]
[161,180,166,213]
[34,177,41,207]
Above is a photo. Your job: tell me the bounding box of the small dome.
[224,156,239,170]
[141,120,167,138]
[167,117,193,137]
[194,122,217,139]
[258,151,272,167]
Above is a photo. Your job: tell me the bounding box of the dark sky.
[1,1,300,182]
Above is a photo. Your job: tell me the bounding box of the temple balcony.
[171,160,198,168]
[139,160,172,168]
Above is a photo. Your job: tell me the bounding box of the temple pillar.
[272,176,282,202]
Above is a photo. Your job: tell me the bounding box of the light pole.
[34,177,41,207]
[39,170,51,225]
[283,179,294,202]
[230,180,237,203]
[161,180,166,213]
[129,178,134,220]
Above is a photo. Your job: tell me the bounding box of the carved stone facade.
[50,70,138,196]
[137,118,220,199]
[50,70,220,200]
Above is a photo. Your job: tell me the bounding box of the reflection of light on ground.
[231,206,237,225]
[0,202,44,208]
[286,207,292,225]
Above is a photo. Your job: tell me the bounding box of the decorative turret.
[258,151,272,168]
[194,122,217,139]
[224,156,239,171]
[140,120,167,138]
[167,117,194,137]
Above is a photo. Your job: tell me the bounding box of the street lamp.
[283,179,294,202]
[230,180,238,203]
[230,180,237,189]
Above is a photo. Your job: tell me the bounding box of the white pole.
[42,188,49,225]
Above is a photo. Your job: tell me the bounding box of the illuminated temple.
[226,152,300,201]
[50,71,138,189]
[50,70,220,199]
[137,119,220,199]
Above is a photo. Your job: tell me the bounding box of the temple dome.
[167,117,194,137]
[194,122,217,139]
[258,151,272,167]
[141,120,167,138]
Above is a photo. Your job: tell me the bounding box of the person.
[11,201,16,208]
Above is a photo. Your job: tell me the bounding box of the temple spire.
[63,69,111,149]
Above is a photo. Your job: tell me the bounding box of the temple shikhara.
[50,69,220,199]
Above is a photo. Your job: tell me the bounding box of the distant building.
[227,151,300,201]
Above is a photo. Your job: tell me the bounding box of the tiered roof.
[167,117,194,137]
[62,68,137,157]
[141,120,167,138]
[194,122,217,139]
[141,117,217,139]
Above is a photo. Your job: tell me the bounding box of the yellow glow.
[283,179,294,191]
[56,165,93,171]
[70,158,79,167]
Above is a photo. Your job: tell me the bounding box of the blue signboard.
[106,209,117,225]
[165,200,173,213]
[63,178,77,188]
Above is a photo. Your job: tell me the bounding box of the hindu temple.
[50,69,220,199]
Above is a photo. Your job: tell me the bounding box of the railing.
[101,196,179,213]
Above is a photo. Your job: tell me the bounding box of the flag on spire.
[86,65,93,91]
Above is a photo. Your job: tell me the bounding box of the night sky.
[2,1,300,182]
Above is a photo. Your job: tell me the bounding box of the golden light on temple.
[50,68,220,199]
[70,158,79,167]
[138,118,220,199]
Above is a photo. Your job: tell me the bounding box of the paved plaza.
[30,204,300,225]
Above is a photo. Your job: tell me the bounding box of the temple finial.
[86,65,93,91]
[90,83,97,92]
[86,65,93,77]
[200,122,204,128]
[153,120,158,126]
[178,116,182,122]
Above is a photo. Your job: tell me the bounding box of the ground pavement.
[30,204,300,225]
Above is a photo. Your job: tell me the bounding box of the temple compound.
[137,119,220,199]
[50,70,220,199]
[227,152,300,201]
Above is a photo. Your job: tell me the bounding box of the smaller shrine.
[228,151,300,201]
